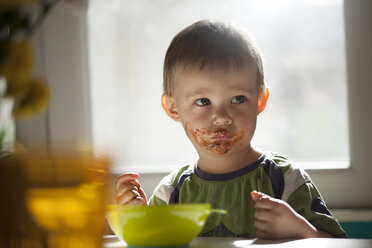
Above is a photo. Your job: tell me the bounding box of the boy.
[115,20,346,239]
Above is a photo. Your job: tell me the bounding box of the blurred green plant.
[0,0,62,118]
[0,0,63,153]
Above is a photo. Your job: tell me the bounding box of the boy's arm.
[285,181,347,238]
[251,191,332,239]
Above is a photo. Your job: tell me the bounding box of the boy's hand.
[115,173,148,206]
[250,190,332,239]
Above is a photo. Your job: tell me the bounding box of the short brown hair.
[163,20,265,96]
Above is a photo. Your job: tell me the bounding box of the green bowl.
[106,204,226,247]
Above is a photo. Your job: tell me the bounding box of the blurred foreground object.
[0,0,56,119]
[0,78,15,152]
[0,154,46,248]
[0,0,58,153]
[0,150,111,248]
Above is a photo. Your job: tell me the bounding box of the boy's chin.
[201,144,234,156]
[209,149,233,156]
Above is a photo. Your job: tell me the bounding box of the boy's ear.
[258,88,270,114]
[161,94,181,122]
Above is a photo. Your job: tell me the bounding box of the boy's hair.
[163,20,265,96]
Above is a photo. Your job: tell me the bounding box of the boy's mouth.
[211,129,234,141]
[186,127,243,155]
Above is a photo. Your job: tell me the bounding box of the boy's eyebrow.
[230,86,255,93]
[185,86,255,98]
[185,89,209,98]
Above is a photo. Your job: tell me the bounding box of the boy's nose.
[212,110,233,126]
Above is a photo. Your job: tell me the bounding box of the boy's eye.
[195,98,211,106]
[231,95,247,104]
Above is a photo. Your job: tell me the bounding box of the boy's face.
[165,65,262,158]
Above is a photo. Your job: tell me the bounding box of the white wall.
[17,1,91,153]
[17,0,372,208]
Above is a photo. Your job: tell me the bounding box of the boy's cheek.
[184,123,211,149]
[184,122,201,141]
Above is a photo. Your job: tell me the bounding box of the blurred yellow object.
[106,204,227,247]
[0,41,33,94]
[0,155,46,248]
[28,184,104,229]
[12,77,50,118]
[27,184,106,248]
[24,151,111,248]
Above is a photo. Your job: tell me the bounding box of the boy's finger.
[138,187,148,202]
[254,208,275,222]
[257,230,271,240]
[254,218,269,232]
[115,173,139,190]
[256,230,266,239]
[254,197,277,210]
[127,197,147,206]
[251,190,259,201]
[251,190,269,202]
[116,188,141,205]
[116,182,139,197]
[254,193,281,210]
[131,179,141,188]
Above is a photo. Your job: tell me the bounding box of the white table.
[103,235,372,248]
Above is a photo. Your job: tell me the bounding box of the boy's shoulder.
[164,164,194,187]
[264,151,294,170]
[264,151,312,201]
[149,164,193,204]
[265,151,309,177]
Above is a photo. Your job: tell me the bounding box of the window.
[87,0,348,170]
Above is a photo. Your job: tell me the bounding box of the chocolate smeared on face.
[186,125,243,155]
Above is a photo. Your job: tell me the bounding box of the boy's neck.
[197,146,263,175]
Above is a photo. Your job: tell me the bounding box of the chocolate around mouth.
[214,128,230,134]
[208,142,232,155]
[186,125,243,155]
